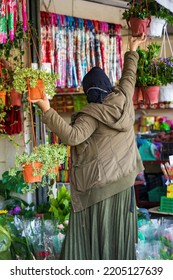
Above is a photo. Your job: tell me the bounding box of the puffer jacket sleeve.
[118,51,139,98]
[42,108,98,146]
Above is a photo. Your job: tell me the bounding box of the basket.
[159,196,173,213]
[148,186,166,202]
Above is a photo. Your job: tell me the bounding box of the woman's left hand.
[31,93,50,113]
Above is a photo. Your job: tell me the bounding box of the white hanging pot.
[159,83,173,102]
[147,16,166,37]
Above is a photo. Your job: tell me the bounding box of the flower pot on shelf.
[22,162,42,183]
[28,79,45,101]
[0,91,6,105]
[141,86,160,104]
[147,16,166,37]
[8,89,22,107]
[127,17,151,37]
[133,87,143,104]
[159,83,173,102]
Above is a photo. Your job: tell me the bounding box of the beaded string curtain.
[40,11,123,90]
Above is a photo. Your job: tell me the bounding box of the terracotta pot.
[0,91,6,105]
[28,79,45,101]
[22,162,42,183]
[141,86,160,104]
[133,87,143,104]
[8,89,22,107]
[127,17,151,37]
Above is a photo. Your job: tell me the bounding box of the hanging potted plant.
[136,42,162,104]
[147,0,173,37]
[122,0,151,37]
[0,65,22,107]
[157,57,173,102]
[12,67,58,101]
[9,143,67,184]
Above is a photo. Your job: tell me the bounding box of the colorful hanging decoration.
[40,11,123,91]
[0,0,7,44]
[0,0,27,44]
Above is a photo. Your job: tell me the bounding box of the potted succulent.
[9,143,67,185]
[135,42,162,104]
[12,67,58,100]
[122,0,151,36]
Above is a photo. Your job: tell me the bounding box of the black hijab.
[82,67,112,103]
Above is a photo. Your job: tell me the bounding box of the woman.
[33,35,145,260]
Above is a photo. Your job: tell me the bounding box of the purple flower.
[13,206,21,214]
[9,206,21,215]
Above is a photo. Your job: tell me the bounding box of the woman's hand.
[129,33,146,52]
[30,93,50,113]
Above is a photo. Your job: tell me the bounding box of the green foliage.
[122,7,151,20]
[9,143,67,190]
[147,0,173,25]
[136,42,162,87]
[156,57,173,86]
[0,99,6,133]
[0,214,34,260]
[49,185,71,227]
[12,67,58,97]
[1,170,27,195]
[123,0,173,24]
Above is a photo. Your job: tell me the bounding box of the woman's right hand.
[129,33,146,52]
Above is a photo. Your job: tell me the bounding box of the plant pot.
[141,86,160,104]
[28,79,45,101]
[8,89,22,107]
[0,91,6,105]
[159,83,173,102]
[147,16,166,37]
[22,162,42,183]
[127,17,151,37]
[133,87,143,104]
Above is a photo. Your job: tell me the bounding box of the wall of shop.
[40,0,173,55]
[1,0,173,180]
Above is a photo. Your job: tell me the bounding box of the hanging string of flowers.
[40,11,123,91]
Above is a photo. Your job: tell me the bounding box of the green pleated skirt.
[61,187,137,260]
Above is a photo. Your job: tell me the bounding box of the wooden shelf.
[143,160,167,165]
[55,92,85,96]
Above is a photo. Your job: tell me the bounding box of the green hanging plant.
[12,67,58,98]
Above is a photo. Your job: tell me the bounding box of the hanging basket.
[28,79,45,101]
[22,162,42,183]
[141,86,160,104]
[8,89,22,107]
[0,91,6,105]
[147,16,166,37]
[159,83,173,102]
[127,17,151,37]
